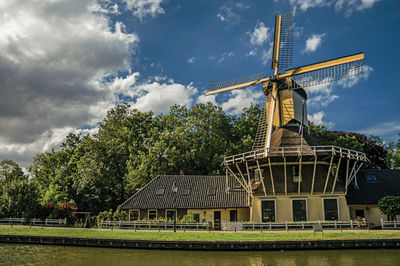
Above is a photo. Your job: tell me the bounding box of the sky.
[0,0,399,168]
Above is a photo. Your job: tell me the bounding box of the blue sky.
[0,0,399,167]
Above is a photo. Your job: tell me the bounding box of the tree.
[386,136,400,169]
[378,196,400,220]
[308,122,389,169]
[0,159,39,218]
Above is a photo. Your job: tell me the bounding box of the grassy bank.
[1,226,400,241]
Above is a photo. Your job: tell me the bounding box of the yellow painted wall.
[187,208,250,226]
[349,205,387,227]
[252,195,350,222]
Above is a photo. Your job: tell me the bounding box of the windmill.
[206,12,364,156]
[206,13,368,218]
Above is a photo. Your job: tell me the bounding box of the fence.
[381,219,400,229]
[99,220,210,231]
[0,217,67,226]
[241,220,367,231]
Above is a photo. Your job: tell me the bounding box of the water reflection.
[0,244,399,266]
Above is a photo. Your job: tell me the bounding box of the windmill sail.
[284,53,364,89]
[277,12,294,70]
[206,72,267,95]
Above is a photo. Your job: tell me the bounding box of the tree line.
[1,102,399,219]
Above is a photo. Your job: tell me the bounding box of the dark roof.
[120,175,249,210]
[346,169,400,205]
[270,126,319,148]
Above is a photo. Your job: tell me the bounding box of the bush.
[181,213,196,223]
[378,196,400,220]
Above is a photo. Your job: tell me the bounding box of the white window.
[129,210,139,221]
[292,199,307,221]
[324,198,339,221]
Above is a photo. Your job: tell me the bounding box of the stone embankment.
[1,234,400,250]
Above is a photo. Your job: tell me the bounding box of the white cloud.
[304,33,326,53]
[211,51,234,64]
[248,22,271,46]
[335,0,381,17]
[123,0,165,21]
[246,49,257,57]
[261,44,273,65]
[305,82,339,107]
[289,0,331,11]
[197,94,217,105]
[217,2,247,26]
[220,88,263,115]
[359,121,400,140]
[308,111,334,128]
[187,57,195,63]
[0,0,139,167]
[130,79,198,113]
[337,65,373,88]
[285,0,380,16]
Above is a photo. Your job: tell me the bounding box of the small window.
[193,213,200,223]
[156,187,165,196]
[207,187,216,196]
[183,187,190,196]
[148,210,157,220]
[129,210,139,221]
[292,166,301,182]
[365,175,377,182]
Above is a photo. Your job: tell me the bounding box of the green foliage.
[386,137,400,169]
[0,160,39,218]
[181,213,196,223]
[378,196,400,219]
[308,122,389,169]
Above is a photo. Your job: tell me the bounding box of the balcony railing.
[224,145,367,165]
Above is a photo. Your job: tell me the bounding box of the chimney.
[216,170,220,175]
[179,170,184,175]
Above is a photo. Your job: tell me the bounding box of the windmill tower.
[206,13,368,222]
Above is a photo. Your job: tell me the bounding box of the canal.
[0,244,399,265]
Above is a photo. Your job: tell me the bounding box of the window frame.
[291,198,308,221]
[148,209,157,220]
[207,187,216,196]
[323,198,340,221]
[156,187,165,196]
[183,187,190,196]
[129,209,140,222]
[261,199,276,222]
[166,209,176,221]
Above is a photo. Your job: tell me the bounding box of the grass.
[1,226,400,241]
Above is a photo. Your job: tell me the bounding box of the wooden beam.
[226,165,253,197]
[323,156,334,194]
[268,157,276,196]
[298,157,302,195]
[311,156,317,195]
[245,161,252,193]
[236,163,248,189]
[272,15,282,75]
[345,159,350,192]
[331,157,342,194]
[284,157,287,196]
[256,160,267,196]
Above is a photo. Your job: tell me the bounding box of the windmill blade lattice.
[208,72,266,92]
[287,59,364,89]
[278,12,294,70]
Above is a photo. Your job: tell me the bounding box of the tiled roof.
[120,175,249,210]
[346,169,400,205]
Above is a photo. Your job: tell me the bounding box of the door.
[214,211,221,230]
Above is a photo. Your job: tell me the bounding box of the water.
[0,244,399,266]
